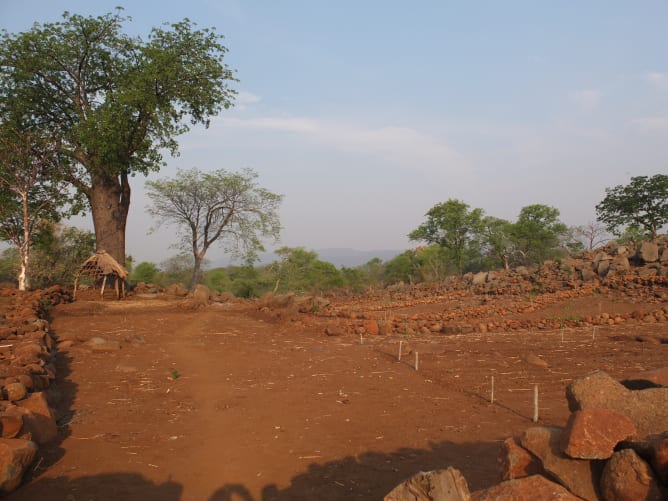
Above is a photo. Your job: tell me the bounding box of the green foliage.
[272,247,343,294]
[480,216,514,269]
[0,9,238,263]
[154,253,195,287]
[383,251,416,284]
[511,204,568,264]
[131,262,160,284]
[409,199,484,274]
[146,167,282,290]
[596,174,668,239]
[0,247,18,284]
[29,224,96,288]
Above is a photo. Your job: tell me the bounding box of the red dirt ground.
[6,289,668,501]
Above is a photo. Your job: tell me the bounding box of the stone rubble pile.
[314,238,668,337]
[0,286,71,494]
[385,370,668,500]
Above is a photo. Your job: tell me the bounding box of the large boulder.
[566,370,668,438]
[471,475,581,501]
[0,438,37,494]
[16,392,58,445]
[384,467,470,501]
[497,437,542,481]
[520,426,601,501]
[561,408,637,459]
[637,241,659,263]
[599,448,663,501]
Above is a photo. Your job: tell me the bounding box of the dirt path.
[7,298,668,500]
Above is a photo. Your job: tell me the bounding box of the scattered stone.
[497,437,542,481]
[561,408,637,459]
[86,337,121,352]
[471,474,581,501]
[520,426,601,501]
[599,448,663,501]
[649,435,668,484]
[384,467,470,501]
[524,354,549,368]
[0,438,38,494]
[325,325,344,336]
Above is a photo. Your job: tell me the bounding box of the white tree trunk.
[18,193,30,291]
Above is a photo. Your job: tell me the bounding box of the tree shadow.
[210,439,500,500]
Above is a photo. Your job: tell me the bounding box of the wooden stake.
[415,352,419,371]
[398,341,403,361]
[490,375,495,404]
[533,384,539,423]
[592,326,596,341]
[560,327,564,344]
[360,333,363,345]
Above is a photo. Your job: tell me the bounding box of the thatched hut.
[74,251,129,299]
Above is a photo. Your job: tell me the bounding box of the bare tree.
[146,167,282,290]
[575,221,610,250]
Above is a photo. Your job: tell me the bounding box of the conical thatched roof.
[76,251,129,280]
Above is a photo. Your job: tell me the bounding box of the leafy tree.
[131,262,160,284]
[382,251,416,284]
[0,247,18,284]
[0,123,80,289]
[595,174,668,239]
[29,224,95,288]
[413,244,450,281]
[511,204,567,264]
[272,247,342,294]
[480,216,514,270]
[146,167,282,289]
[156,253,195,287]
[409,199,484,274]
[0,9,237,265]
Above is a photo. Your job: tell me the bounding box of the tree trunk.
[18,192,30,291]
[190,254,202,291]
[88,172,131,266]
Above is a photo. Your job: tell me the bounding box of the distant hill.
[312,248,405,267]
[209,248,405,269]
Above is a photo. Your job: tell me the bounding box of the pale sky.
[2,1,667,265]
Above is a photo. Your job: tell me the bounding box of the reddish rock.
[0,438,38,494]
[16,392,57,445]
[520,426,600,501]
[566,370,668,438]
[325,325,344,336]
[561,408,637,459]
[362,320,380,336]
[600,448,663,501]
[637,241,659,263]
[497,437,542,481]
[649,436,668,484]
[0,415,22,439]
[470,475,581,501]
[2,383,26,403]
[384,467,470,501]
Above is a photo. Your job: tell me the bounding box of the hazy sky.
[2,1,667,265]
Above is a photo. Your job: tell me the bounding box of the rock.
[384,467,470,501]
[325,325,344,336]
[566,370,668,438]
[192,284,210,308]
[638,241,659,263]
[599,448,663,501]
[16,392,57,445]
[165,283,189,297]
[3,383,27,402]
[472,272,488,286]
[362,320,380,336]
[649,436,668,484]
[520,426,601,501]
[497,437,542,481]
[581,268,597,281]
[0,438,38,494]
[561,408,637,459]
[596,259,610,277]
[86,337,121,352]
[524,354,549,368]
[0,415,22,439]
[471,475,581,501]
[631,367,668,387]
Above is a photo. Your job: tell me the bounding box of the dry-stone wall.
[0,286,71,494]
